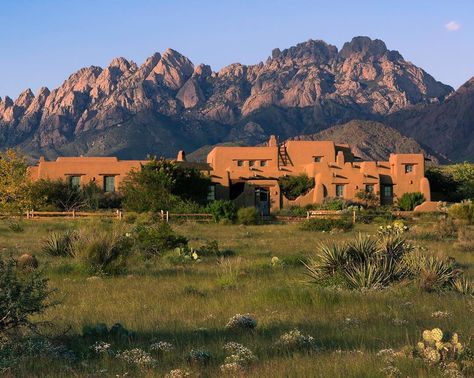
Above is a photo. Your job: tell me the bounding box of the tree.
[354,189,379,208]
[450,162,474,200]
[398,192,425,211]
[0,149,31,214]
[121,158,210,212]
[279,174,314,200]
[0,257,55,333]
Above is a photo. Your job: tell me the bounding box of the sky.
[1,0,473,99]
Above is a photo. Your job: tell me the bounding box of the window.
[405,164,414,173]
[366,184,374,193]
[207,185,216,201]
[249,160,255,167]
[104,176,116,192]
[335,184,344,198]
[382,185,393,198]
[237,160,243,167]
[260,160,267,167]
[313,156,322,163]
[69,176,81,188]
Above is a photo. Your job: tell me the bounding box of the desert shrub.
[279,174,314,200]
[71,225,133,275]
[16,254,39,272]
[451,276,474,296]
[237,207,260,225]
[196,239,234,257]
[448,201,474,224]
[0,257,55,333]
[450,162,474,200]
[303,233,458,291]
[222,342,257,369]
[455,226,474,252]
[186,349,212,366]
[354,190,379,208]
[275,329,317,351]
[319,198,351,210]
[433,217,458,240]
[165,246,200,265]
[300,217,353,232]
[208,200,237,223]
[398,192,425,211]
[7,221,24,233]
[42,231,76,257]
[131,222,187,257]
[225,314,257,331]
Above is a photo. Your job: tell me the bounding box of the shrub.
[7,221,24,233]
[42,231,76,257]
[132,222,187,257]
[448,201,474,224]
[208,200,237,223]
[354,190,379,208]
[17,254,39,271]
[225,314,257,331]
[186,349,212,366]
[276,329,317,351]
[0,257,55,333]
[197,240,220,257]
[279,174,314,200]
[300,217,353,232]
[222,342,257,368]
[398,192,425,211]
[237,207,260,225]
[121,158,210,212]
[71,225,133,275]
[415,328,464,365]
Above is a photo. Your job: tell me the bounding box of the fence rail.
[25,210,123,220]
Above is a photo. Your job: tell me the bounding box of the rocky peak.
[194,63,212,78]
[15,88,35,108]
[272,39,338,65]
[149,48,194,90]
[339,36,390,60]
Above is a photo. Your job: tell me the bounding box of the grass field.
[1,217,473,377]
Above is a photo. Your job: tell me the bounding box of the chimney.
[39,156,45,163]
[177,150,186,162]
[268,135,278,147]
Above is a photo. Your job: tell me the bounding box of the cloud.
[445,21,461,32]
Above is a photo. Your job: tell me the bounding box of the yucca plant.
[451,276,474,296]
[303,243,349,281]
[416,256,460,292]
[346,234,378,264]
[42,231,76,257]
[343,259,393,290]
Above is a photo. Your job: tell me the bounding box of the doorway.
[255,187,270,216]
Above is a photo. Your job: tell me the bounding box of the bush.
[121,158,210,212]
[71,225,133,275]
[237,207,260,225]
[7,221,24,233]
[42,231,76,257]
[279,174,314,200]
[208,200,237,223]
[300,217,353,232]
[448,201,474,224]
[0,257,55,333]
[132,222,188,257]
[397,192,425,211]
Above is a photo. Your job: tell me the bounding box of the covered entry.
[255,187,270,216]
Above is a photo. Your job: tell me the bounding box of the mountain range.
[0,36,472,162]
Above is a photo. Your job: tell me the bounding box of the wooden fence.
[159,210,213,223]
[25,210,123,220]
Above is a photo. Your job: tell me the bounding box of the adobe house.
[207,136,431,215]
[28,136,431,213]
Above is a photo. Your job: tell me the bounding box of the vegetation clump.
[449,201,474,224]
[237,207,260,225]
[225,314,257,331]
[208,200,237,223]
[279,174,314,200]
[398,192,425,211]
[131,221,188,257]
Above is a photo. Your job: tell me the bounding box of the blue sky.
[1,0,473,99]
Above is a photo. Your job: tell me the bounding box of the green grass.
[1,218,473,377]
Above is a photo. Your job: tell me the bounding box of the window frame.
[69,175,81,188]
[335,184,344,198]
[103,175,116,193]
[260,160,267,167]
[404,164,414,173]
[366,184,374,193]
[249,160,256,167]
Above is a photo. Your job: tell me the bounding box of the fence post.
[166,211,169,222]
[160,210,164,221]
[118,210,123,220]
[26,210,29,219]
[306,211,309,219]
[72,210,76,219]
[31,210,34,219]
[352,209,356,224]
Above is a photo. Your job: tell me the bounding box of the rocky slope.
[0,36,455,160]
[289,120,445,163]
[388,77,474,161]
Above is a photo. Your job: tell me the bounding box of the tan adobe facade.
[28,156,148,192]
[28,136,431,214]
[207,136,431,214]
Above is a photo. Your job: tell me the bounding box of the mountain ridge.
[1,36,468,162]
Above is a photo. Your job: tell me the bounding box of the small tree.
[450,162,474,200]
[279,174,314,200]
[354,189,379,208]
[398,192,425,211]
[121,158,210,212]
[0,149,32,214]
[0,257,55,333]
